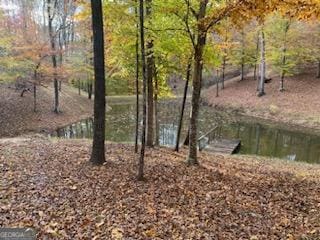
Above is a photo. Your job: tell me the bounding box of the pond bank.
[208,104,320,136]
[0,83,93,138]
[204,73,320,135]
[1,135,319,239]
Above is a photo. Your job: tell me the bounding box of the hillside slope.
[0,83,93,137]
[204,72,320,132]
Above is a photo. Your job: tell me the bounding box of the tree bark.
[216,69,219,97]
[47,0,59,113]
[90,0,106,165]
[88,81,93,99]
[280,51,287,92]
[222,56,226,89]
[253,34,259,81]
[240,30,245,81]
[258,29,266,97]
[138,0,147,180]
[280,21,289,92]
[146,0,154,147]
[154,65,160,146]
[58,31,63,92]
[175,60,191,152]
[87,80,92,99]
[135,1,140,153]
[33,83,37,112]
[33,69,38,112]
[221,32,228,89]
[53,73,59,112]
[183,127,190,146]
[187,0,208,165]
[78,79,81,95]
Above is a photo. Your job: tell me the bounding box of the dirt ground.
[0,83,93,137]
[1,136,319,239]
[204,72,320,132]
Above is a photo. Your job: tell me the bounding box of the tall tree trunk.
[258,29,266,97]
[58,31,63,92]
[33,83,37,112]
[90,0,106,165]
[280,21,289,92]
[53,79,59,111]
[216,69,219,97]
[241,63,244,81]
[317,60,320,78]
[47,0,59,113]
[146,0,154,147]
[175,60,191,152]
[222,56,226,89]
[240,30,245,81]
[187,0,208,165]
[154,65,160,146]
[183,127,190,146]
[88,80,93,99]
[253,34,259,81]
[34,69,38,112]
[138,0,147,180]
[135,1,140,153]
[253,64,257,81]
[280,50,287,92]
[221,32,228,89]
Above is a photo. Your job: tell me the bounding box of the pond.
[51,100,320,164]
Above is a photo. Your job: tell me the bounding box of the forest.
[0,0,320,239]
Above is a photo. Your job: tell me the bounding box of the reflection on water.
[52,101,320,164]
[220,123,320,164]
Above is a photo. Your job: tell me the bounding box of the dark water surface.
[51,101,320,164]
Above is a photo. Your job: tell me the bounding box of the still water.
[52,101,320,164]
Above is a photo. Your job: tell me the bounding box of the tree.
[56,0,76,91]
[280,22,288,92]
[253,31,260,81]
[300,22,320,78]
[175,59,192,152]
[47,0,60,113]
[258,27,266,97]
[175,0,282,164]
[90,0,106,165]
[229,23,259,82]
[135,0,140,154]
[186,0,208,165]
[70,5,94,99]
[268,17,291,92]
[101,0,140,96]
[216,20,232,89]
[146,0,154,147]
[181,0,243,164]
[138,0,147,180]
[154,62,160,146]
[239,30,245,81]
[265,14,305,91]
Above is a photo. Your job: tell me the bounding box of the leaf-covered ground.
[0,83,93,138]
[205,72,320,133]
[1,136,319,239]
